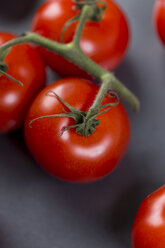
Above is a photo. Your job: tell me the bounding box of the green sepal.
[0,69,23,86]
[59,124,80,136]
[74,0,107,22]
[29,113,81,128]
[60,14,81,43]
[0,60,23,86]
[29,91,119,138]
[100,93,119,109]
[46,91,85,115]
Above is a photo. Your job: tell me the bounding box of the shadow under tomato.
[106,181,159,247]
[6,128,30,158]
[34,157,140,247]
[0,129,150,247]
[46,67,61,85]
[0,129,48,184]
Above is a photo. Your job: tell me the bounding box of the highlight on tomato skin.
[0,32,46,133]
[32,0,130,78]
[24,78,130,183]
[132,185,165,248]
[153,0,165,46]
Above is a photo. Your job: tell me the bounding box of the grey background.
[0,0,164,247]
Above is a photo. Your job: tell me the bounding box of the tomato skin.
[24,78,130,183]
[0,32,46,133]
[132,185,165,248]
[32,0,130,78]
[154,0,165,45]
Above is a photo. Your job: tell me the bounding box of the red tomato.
[154,0,165,45]
[24,78,130,183]
[32,0,130,78]
[132,185,165,248]
[0,32,46,133]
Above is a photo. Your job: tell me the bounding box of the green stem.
[0,70,23,86]
[0,5,139,112]
[73,5,94,47]
[86,75,114,119]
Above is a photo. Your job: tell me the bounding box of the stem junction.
[0,1,140,137]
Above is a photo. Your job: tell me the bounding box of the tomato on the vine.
[0,32,46,133]
[32,0,130,78]
[24,78,130,183]
[153,0,165,45]
[132,185,165,248]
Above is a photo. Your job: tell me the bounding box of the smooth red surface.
[154,0,165,45]
[32,0,130,78]
[132,185,165,248]
[24,78,130,183]
[0,32,46,133]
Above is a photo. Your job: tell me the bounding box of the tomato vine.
[0,0,140,136]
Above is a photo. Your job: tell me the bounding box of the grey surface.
[0,0,164,247]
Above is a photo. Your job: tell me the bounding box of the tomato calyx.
[29,90,119,137]
[75,0,107,22]
[60,0,106,42]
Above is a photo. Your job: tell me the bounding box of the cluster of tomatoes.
[0,0,131,182]
[0,0,165,247]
